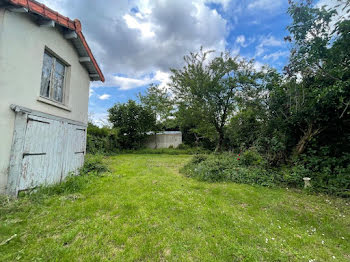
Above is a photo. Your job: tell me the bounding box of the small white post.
[303,177,311,188]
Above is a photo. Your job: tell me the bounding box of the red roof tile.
[7,0,105,82]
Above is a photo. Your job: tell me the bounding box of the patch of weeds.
[79,154,109,175]
[182,154,305,189]
[20,154,109,201]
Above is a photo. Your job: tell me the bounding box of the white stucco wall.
[145,133,183,149]
[0,9,91,194]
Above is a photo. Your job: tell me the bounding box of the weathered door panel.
[61,123,86,180]
[45,119,66,185]
[19,116,51,191]
[18,154,47,191]
[14,114,86,193]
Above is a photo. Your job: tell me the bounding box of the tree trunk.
[215,129,224,152]
[294,123,322,156]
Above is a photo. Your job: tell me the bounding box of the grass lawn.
[1,154,349,261]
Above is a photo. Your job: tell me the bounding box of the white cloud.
[123,14,155,38]
[89,88,94,97]
[98,94,111,100]
[236,35,247,47]
[256,35,283,57]
[153,70,171,90]
[43,0,227,80]
[316,0,350,35]
[93,70,171,91]
[263,50,289,61]
[114,76,151,90]
[89,112,110,127]
[252,60,266,72]
[248,0,283,11]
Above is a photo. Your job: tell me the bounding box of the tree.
[108,100,156,149]
[284,0,350,156]
[170,48,259,151]
[138,84,176,130]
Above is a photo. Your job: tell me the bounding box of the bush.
[79,154,109,175]
[240,149,265,166]
[177,143,189,150]
[299,150,350,197]
[86,123,119,154]
[182,153,350,197]
[182,154,323,191]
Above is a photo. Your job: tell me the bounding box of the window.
[40,51,66,103]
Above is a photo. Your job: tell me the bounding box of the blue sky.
[40,0,329,124]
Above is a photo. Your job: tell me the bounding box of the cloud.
[93,70,171,91]
[255,35,283,57]
[98,94,111,100]
[235,35,247,47]
[315,0,350,35]
[89,88,94,97]
[40,0,227,82]
[249,60,266,72]
[123,14,155,38]
[89,112,111,127]
[263,50,289,62]
[153,70,171,90]
[248,0,283,11]
[113,76,152,91]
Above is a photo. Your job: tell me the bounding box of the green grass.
[1,154,349,261]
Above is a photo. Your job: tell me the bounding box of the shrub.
[79,154,109,175]
[177,143,189,150]
[190,154,208,164]
[86,123,119,154]
[299,150,350,197]
[182,154,347,194]
[240,149,265,166]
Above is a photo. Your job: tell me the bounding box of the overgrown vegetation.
[86,123,119,154]
[182,151,350,197]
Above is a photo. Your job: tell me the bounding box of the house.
[0,0,104,196]
[145,131,183,149]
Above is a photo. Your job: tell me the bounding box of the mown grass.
[0,154,349,261]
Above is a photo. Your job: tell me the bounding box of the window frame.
[40,48,69,105]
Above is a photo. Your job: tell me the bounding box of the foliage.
[138,84,176,130]
[170,48,261,151]
[225,109,263,151]
[86,123,119,154]
[108,100,157,149]
[183,153,349,196]
[79,154,109,175]
[1,155,349,261]
[240,149,265,167]
[299,148,350,197]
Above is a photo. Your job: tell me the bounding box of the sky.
[40,0,335,125]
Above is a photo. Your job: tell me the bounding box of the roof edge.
[6,0,105,82]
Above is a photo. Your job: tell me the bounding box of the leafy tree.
[284,0,350,156]
[108,100,156,149]
[138,84,176,130]
[170,49,259,151]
